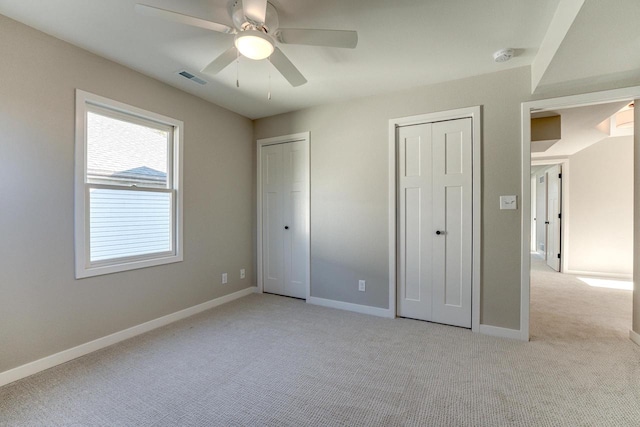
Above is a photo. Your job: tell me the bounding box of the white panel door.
[531,176,537,252]
[546,165,561,271]
[536,174,547,256]
[397,123,434,321]
[431,119,472,328]
[397,118,473,328]
[261,144,285,295]
[261,141,309,299]
[282,141,309,299]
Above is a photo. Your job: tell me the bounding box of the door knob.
[436,230,445,235]
[284,226,289,230]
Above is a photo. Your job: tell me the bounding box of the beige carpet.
[530,254,633,341]
[1,267,639,426]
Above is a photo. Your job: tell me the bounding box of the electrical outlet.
[222,273,228,284]
[240,268,245,279]
[358,280,366,292]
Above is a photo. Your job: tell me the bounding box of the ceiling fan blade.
[276,28,358,49]
[270,48,307,87]
[242,0,267,24]
[135,4,234,34]
[201,47,237,76]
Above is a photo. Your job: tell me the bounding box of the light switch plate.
[500,195,517,210]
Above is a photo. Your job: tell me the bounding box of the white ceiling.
[1,1,638,119]
[537,0,640,89]
[531,101,631,159]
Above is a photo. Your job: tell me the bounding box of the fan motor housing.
[230,0,279,33]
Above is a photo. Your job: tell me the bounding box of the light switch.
[500,195,517,210]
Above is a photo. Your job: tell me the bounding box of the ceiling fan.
[135,0,358,87]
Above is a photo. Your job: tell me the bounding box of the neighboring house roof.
[87,111,168,186]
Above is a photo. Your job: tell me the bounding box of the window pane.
[87,111,169,188]
[89,188,172,262]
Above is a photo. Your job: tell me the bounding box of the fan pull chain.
[236,50,240,88]
[267,58,272,100]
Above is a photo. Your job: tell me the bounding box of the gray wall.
[255,69,640,332]
[254,67,531,329]
[0,16,254,372]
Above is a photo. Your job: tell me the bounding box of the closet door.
[431,119,472,328]
[397,123,434,321]
[397,118,473,328]
[261,141,309,299]
[262,144,285,296]
[282,141,308,299]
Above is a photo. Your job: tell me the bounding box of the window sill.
[75,253,183,279]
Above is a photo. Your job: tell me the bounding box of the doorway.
[531,162,564,272]
[388,106,481,331]
[521,88,640,341]
[257,132,310,300]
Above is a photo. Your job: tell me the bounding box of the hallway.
[530,254,633,341]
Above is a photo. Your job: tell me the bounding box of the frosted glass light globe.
[235,30,274,60]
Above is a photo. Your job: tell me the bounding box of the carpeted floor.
[1,262,639,426]
[530,254,634,341]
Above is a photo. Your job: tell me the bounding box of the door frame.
[388,106,482,332]
[520,86,640,342]
[256,132,311,299]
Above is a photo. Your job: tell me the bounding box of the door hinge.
[558,173,562,179]
[558,213,561,219]
[557,253,561,259]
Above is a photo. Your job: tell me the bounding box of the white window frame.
[74,89,184,278]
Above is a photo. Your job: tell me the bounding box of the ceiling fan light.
[235,30,274,60]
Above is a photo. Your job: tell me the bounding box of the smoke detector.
[493,48,514,63]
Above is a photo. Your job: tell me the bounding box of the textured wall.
[0,15,254,372]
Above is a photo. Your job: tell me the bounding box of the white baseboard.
[630,329,640,347]
[479,324,524,341]
[307,296,394,318]
[564,269,633,280]
[0,287,256,388]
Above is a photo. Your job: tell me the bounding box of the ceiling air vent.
[177,70,207,85]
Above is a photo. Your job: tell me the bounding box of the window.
[75,90,183,278]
